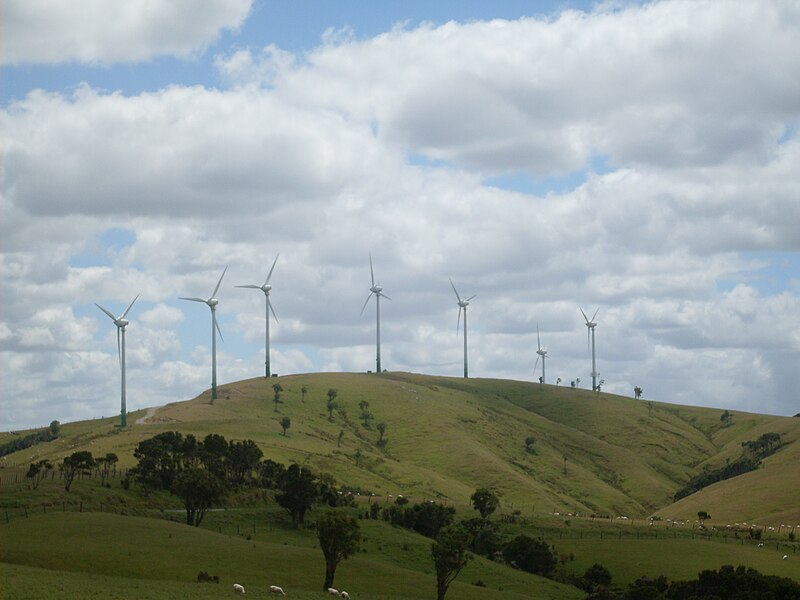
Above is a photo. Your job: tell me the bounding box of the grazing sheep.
[327,588,341,596]
[341,592,350,599]
[783,555,788,560]
[758,543,764,547]
[233,583,246,594]
[269,585,286,595]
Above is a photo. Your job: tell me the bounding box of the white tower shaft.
[211,305,218,401]
[376,293,382,373]
[463,307,468,378]
[120,326,127,427]
[265,291,271,378]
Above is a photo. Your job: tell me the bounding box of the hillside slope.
[3,372,798,522]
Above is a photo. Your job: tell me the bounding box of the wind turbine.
[450,279,476,378]
[360,253,391,373]
[580,307,599,391]
[534,324,548,384]
[237,254,279,378]
[180,267,227,402]
[95,294,139,428]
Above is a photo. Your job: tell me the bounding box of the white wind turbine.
[580,307,599,391]
[450,279,476,378]
[95,294,139,428]
[237,254,279,378]
[180,267,227,403]
[534,324,548,384]
[361,253,391,373]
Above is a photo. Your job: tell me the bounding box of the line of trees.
[1,421,60,457]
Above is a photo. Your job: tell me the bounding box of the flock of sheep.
[232,583,352,597]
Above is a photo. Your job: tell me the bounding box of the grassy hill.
[3,371,798,524]
[2,372,799,599]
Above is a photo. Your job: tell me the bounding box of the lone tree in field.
[316,509,361,592]
[96,452,118,486]
[720,410,733,427]
[173,466,227,526]
[634,386,643,399]
[280,416,291,436]
[431,524,472,600]
[470,487,499,519]
[26,459,52,490]
[60,451,95,492]
[358,400,372,427]
[272,383,283,412]
[697,510,710,528]
[376,422,387,445]
[524,436,536,453]
[301,384,308,402]
[326,388,338,421]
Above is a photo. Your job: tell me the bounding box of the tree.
[556,378,562,386]
[275,463,319,527]
[301,384,308,402]
[431,524,472,600]
[470,487,499,519]
[280,416,291,436]
[358,400,372,428]
[524,436,536,453]
[502,534,556,576]
[316,510,361,591]
[634,386,643,400]
[583,563,612,591]
[26,459,52,490]
[697,510,710,528]
[720,410,733,427]
[96,452,118,486]
[647,401,654,417]
[272,383,283,412]
[337,430,344,447]
[326,388,338,421]
[227,439,263,485]
[60,451,95,492]
[376,422,387,445]
[132,431,192,493]
[173,466,227,526]
[49,420,61,436]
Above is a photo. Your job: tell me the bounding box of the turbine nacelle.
[537,348,548,357]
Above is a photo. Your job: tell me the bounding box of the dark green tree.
[60,451,95,492]
[431,524,472,600]
[96,452,118,486]
[470,487,499,519]
[280,416,291,436]
[49,420,61,436]
[301,384,308,402]
[173,466,227,526]
[358,400,372,427]
[524,436,536,453]
[583,563,612,591]
[376,422,387,445]
[316,510,361,591]
[697,510,710,527]
[502,534,556,576]
[227,439,263,485]
[132,431,192,493]
[326,388,338,421]
[276,463,319,527]
[26,459,52,490]
[272,383,284,412]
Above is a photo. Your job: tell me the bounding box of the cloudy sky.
[2,0,799,431]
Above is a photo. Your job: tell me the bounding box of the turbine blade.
[214,312,224,343]
[379,292,392,301]
[268,299,279,323]
[591,308,599,322]
[95,303,117,321]
[456,306,462,335]
[236,284,261,289]
[537,324,541,350]
[360,293,373,315]
[212,266,228,298]
[533,355,540,374]
[449,278,462,302]
[121,294,139,319]
[580,306,589,323]
[466,294,477,302]
[180,297,207,303]
[587,328,591,354]
[369,253,375,287]
[265,253,279,285]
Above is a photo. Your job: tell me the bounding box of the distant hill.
[3,371,798,524]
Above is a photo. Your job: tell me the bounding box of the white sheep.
[269,585,286,595]
[783,555,788,560]
[758,542,764,547]
[327,588,341,596]
[341,592,351,599]
[233,583,246,594]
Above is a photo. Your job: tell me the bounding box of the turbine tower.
[534,324,548,384]
[450,279,476,378]
[580,307,599,391]
[95,294,139,428]
[360,253,390,373]
[180,267,227,402]
[237,254,279,378]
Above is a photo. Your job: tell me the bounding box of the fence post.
[79,501,83,513]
